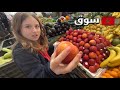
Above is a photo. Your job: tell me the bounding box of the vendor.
[12,12,82,78]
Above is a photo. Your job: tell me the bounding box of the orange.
[106,70,111,74]
[101,75,107,78]
[112,68,119,73]
[102,73,112,78]
[109,71,118,78]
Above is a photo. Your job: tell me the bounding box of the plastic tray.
[78,62,105,78]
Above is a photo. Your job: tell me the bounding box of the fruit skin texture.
[56,41,79,64]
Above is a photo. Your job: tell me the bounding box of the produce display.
[100,45,120,68]
[84,24,120,46]
[44,20,70,38]
[0,48,12,66]
[1,12,120,78]
[58,29,111,73]
[100,66,120,78]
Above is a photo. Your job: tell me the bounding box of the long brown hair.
[12,12,48,52]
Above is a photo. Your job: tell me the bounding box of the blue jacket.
[12,43,71,78]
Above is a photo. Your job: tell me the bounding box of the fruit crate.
[78,63,104,78]
[0,61,26,78]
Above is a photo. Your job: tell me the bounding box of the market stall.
[0,12,120,78]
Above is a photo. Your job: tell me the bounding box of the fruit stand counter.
[0,61,26,78]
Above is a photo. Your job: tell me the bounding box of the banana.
[100,48,116,68]
[109,46,120,63]
[105,34,114,40]
[107,61,120,67]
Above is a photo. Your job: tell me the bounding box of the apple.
[84,38,89,43]
[66,31,70,35]
[89,40,96,46]
[89,46,97,52]
[95,56,101,64]
[95,38,100,44]
[77,35,82,39]
[79,41,85,46]
[69,35,73,40]
[83,54,89,61]
[83,49,89,54]
[82,33,87,39]
[84,43,90,49]
[73,32,78,37]
[88,59,96,66]
[56,41,79,64]
[66,35,70,39]
[91,32,95,35]
[75,43,80,48]
[69,28,73,33]
[88,34,94,40]
[83,62,89,69]
[89,52,97,59]
[73,37,77,42]
[76,38,82,43]
[89,66,97,73]
[78,30,84,35]
[79,46,84,51]
[94,63,100,70]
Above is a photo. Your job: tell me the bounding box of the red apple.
[69,35,73,40]
[88,34,94,40]
[89,66,97,73]
[94,63,100,70]
[73,32,78,37]
[84,38,89,43]
[83,54,89,61]
[89,40,96,46]
[73,37,77,42]
[89,46,97,52]
[95,56,101,64]
[79,46,84,51]
[84,43,90,49]
[66,31,70,35]
[83,62,89,69]
[95,38,100,44]
[79,41,85,46]
[69,28,73,33]
[56,41,79,64]
[82,33,87,39]
[78,30,84,35]
[75,43,80,48]
[77,35,82,39]
[83,49,89,54]
[66,35,69,39]
[76,38,82,43]
[88,59,96,66]
[89,52,97,59]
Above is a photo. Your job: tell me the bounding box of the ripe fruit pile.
[100,45,120,68]
[59,29,111,73]
[100,66,120,78]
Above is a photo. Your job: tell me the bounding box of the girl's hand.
[50,46,83,75]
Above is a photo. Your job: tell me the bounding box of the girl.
[12,12,82,78]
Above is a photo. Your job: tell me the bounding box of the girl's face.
[21,16,41,41]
